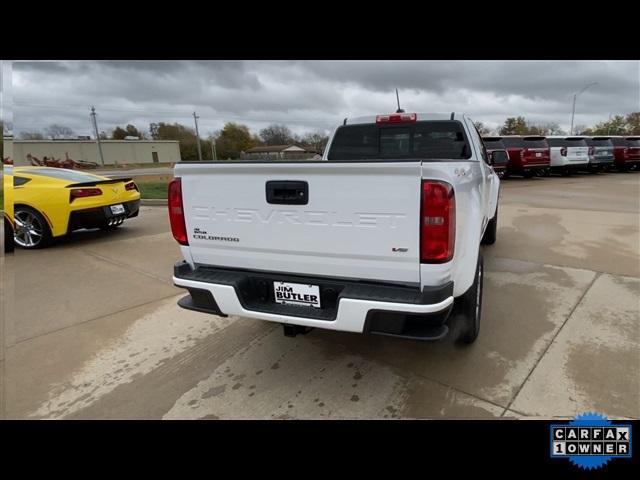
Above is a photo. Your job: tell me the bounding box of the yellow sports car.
[3,165,14,252]
[10,166,141,249]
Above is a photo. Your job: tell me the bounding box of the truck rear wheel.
[451,253,483,345]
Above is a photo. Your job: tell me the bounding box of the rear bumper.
[509,163,549,173]
[173,262,455,341]
[614,157,640,165]
[551,159,589,168]
[589,156,614,165]
[67,199,140,233]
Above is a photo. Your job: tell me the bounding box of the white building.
[8,138,181,166]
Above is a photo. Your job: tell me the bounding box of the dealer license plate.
[274,281,321,308]
[110,204,125,215]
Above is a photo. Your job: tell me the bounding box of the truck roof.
[344,112,464,125]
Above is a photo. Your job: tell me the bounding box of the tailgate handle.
[266,181,308,205]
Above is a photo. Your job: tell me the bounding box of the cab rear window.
[482,138,506,149]
[522,137,549,148]
[625,137,640,147]
[585,137,613,147]
[327,121,472,161]
[565,138,588,147]
[548,138,588,147]
[502,137,524,148]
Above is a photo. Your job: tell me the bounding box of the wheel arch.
[14,202,55,231]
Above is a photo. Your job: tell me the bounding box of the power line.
[12,101,338,124]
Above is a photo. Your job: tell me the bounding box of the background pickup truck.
[171,112,500,344]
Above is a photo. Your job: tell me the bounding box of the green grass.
[137,181,169,199]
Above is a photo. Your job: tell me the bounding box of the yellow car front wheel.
[14,206,52,249]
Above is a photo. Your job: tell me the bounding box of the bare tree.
[473,121,491,136]
[572,125,587,135]
[45,124,75,139]
[19,131,45,140]
[301,131,330,153]
[543,122,565,135]
[259,124,295,145]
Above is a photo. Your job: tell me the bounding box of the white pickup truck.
[171,112,500,344]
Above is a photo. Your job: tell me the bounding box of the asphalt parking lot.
[1,172,638,420]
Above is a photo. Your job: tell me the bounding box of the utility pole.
[90,106,105,166]
[193,112,203,161]
[570,82,598,135]
[607,113,612,135]
[210,137,217,160]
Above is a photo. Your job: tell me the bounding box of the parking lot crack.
[8,293,181,348]
[405,369,512,413]
[82,248,173,285]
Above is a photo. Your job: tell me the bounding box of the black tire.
[4,217,14,253]
[451,253,484,345]
[523,171,534,178]
[481,204,498,245]
[13,205,53,249]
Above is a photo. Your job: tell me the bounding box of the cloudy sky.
[4,60,639,138]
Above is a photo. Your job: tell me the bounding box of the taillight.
[376,112,417,124]
[69,188,102,202]
[168,178,188,245]
[560,147,567,156]
[623,147,629,159]
[521,148,528,157]
[420,180,455,263]
[125,181,139,192]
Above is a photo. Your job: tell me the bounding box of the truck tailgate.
[177,161,422,285]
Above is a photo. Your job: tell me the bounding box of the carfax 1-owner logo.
[550,412,632,470]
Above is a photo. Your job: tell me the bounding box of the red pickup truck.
[611,136,640,171]
[501,136,551,178]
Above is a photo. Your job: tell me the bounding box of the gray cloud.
[8,60,640,138]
